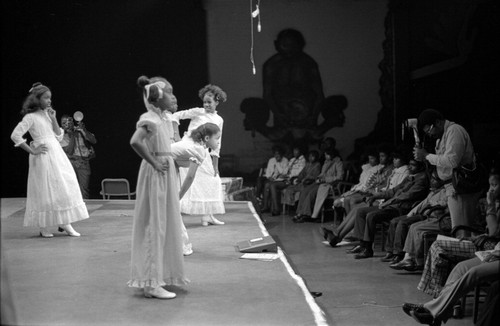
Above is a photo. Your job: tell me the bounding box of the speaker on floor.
[237,236,277,253]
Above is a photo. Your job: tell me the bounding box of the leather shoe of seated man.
[410,308,441,326]
[402,302,426,316]
[295,215,313,223]
[391,254,404,264]
[293,215,306,223]
[354,248,374,259]
[345,245,364,254]
[390,258,422,271]
[380,252,396,262]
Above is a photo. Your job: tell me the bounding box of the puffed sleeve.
[11,114,33,147]
[136,116,158,137]
[54,128,64,142]
[190,143,207,165]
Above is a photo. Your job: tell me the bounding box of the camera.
[402,118,421,148]
[73,111,84,126]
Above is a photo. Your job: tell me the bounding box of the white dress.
[171,137,207,253]
[172,108,225,215]
[10,110,89,227]
[128,109,188,288]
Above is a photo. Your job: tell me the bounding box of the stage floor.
[1,199,325,326]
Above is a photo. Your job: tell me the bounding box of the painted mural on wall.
[241,29,347,143]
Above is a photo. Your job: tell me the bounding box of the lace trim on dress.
[127,277,190,289]
[180,200,226,215]
[24,202,89,227]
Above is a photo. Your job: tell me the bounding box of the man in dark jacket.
[351,159,429,259]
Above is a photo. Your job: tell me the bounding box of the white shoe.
[39,228,54,238]
[58,224,81,237]
[144,287,176,299]
[201,214,225,226]
[183,243,193,256]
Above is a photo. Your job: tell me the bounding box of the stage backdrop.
[203,0,387,172]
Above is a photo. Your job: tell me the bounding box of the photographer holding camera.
[412,109,478,238]
[60,112,97,199]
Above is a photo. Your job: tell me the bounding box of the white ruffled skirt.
[179,150,225,215]
[24,136,89,227]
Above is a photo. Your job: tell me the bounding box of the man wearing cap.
[413,109,478,238]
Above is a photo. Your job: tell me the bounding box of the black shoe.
[390,259,414,270]
[402,302,425,316]
[410,309,440,326]
[271,211,281,216]
[345,245,363,254]
[293,216,305,223]
[404,264,424,272]
[292,215,301,222]
[295,215,311,223]
[299,215,313,222]
[391,254,404,264]
[261,208,270,213]
[327,233,340,247]
[380,252,395,262]
[354,248,374,259]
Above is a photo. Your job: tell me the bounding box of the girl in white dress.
[173,84,227,226]
[171,123,222,255]
[10,82,89,238]
[128,75,188,299]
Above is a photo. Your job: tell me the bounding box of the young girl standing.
[10,83,88,237]
[128,75,188,299]
[173,84,227,226]
[171,123,222,255]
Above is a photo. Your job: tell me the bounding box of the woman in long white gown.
[10,82,88,238]
[172,84,227,226]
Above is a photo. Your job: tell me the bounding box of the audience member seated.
[321,146,405,247]
[349,159,429,259]
[262,145,306,215]
[381,171,447,265]
[332,148,379,216]
[255,145,288,202]
[282,150,321,209]
[319,137,336,164]
[402,243,500,326]
[390,209,451,273]
[292,149,343,223]
[416,168,500,297]
[309,150,345,221]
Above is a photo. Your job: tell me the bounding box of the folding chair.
[100,178,136,199]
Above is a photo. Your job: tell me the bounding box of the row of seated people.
[319,161,500,326]
[255,139,344,217]
[291,143,414,225]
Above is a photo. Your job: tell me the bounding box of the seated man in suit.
[381,170,447,264]
[350,159,429,259]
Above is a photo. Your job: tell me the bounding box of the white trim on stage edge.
[246,201,328,326]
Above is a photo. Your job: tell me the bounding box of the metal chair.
[100,178,136,199]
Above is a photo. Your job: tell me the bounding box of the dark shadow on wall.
[239,28,348,147]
